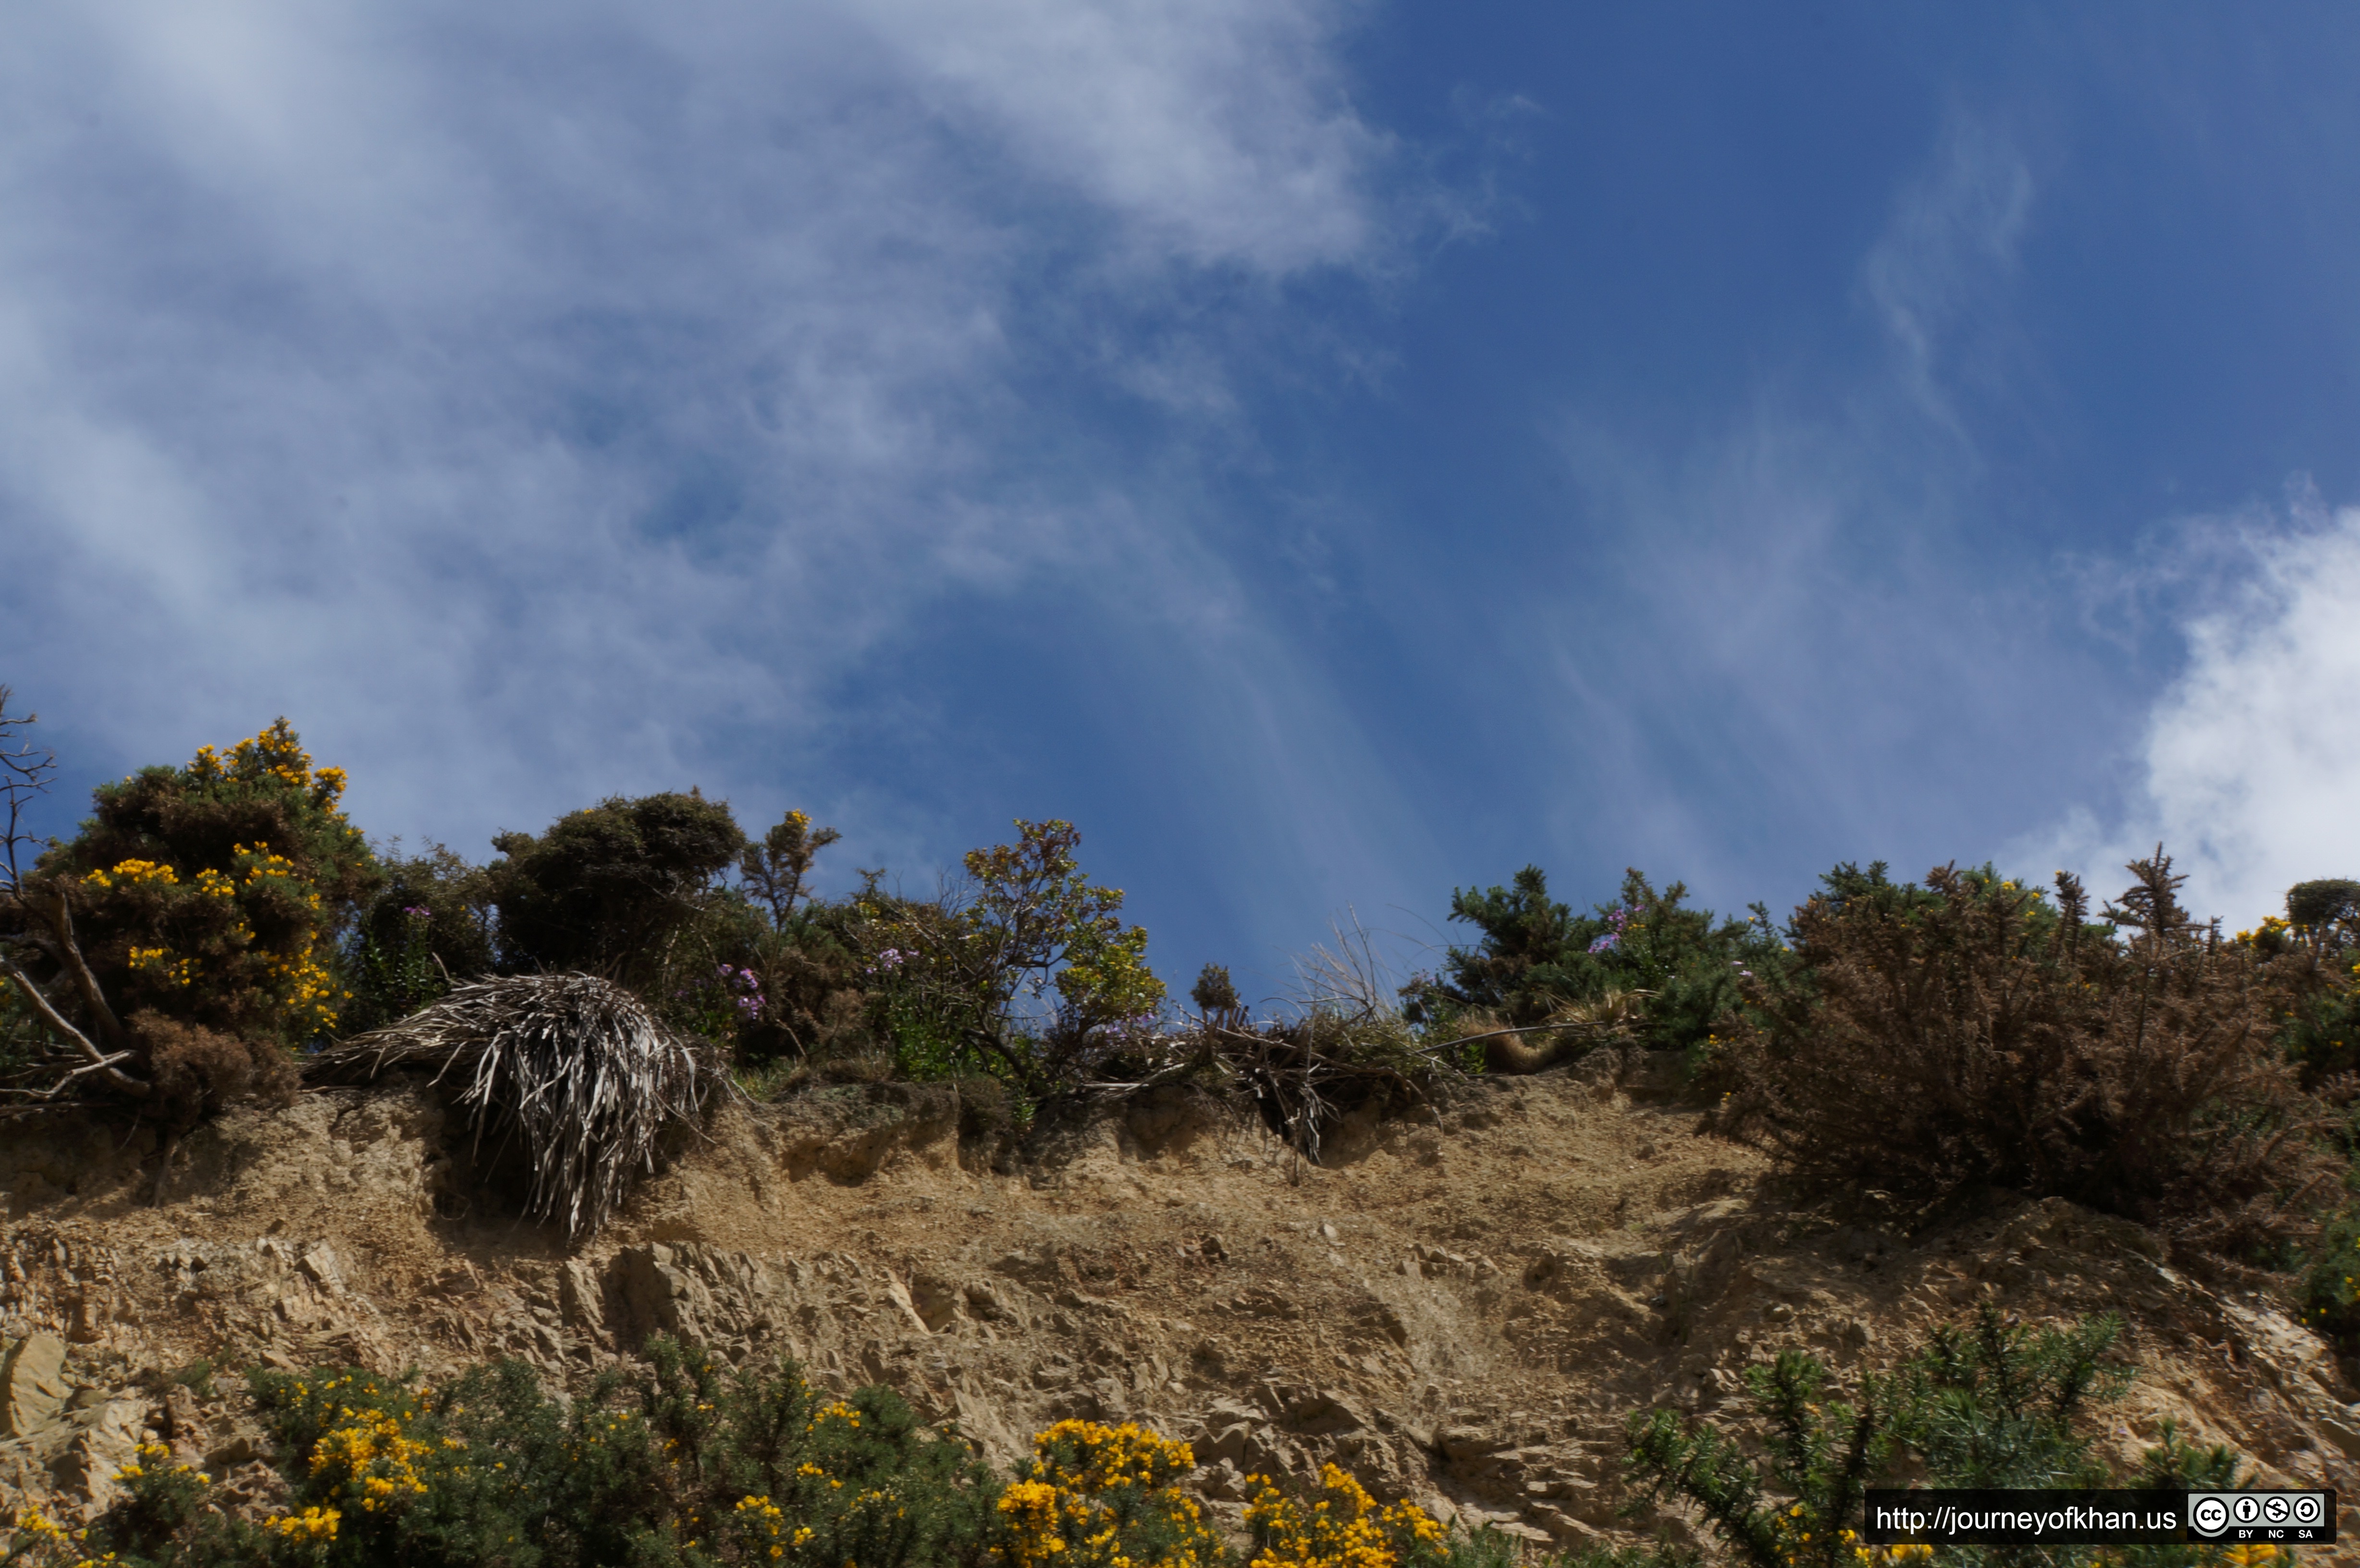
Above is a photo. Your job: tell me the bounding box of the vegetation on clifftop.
[4,688,2360,1279]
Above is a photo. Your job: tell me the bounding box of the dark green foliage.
[1622,1308,2244,1568]
[2300,1206,2360,1348]
[38,721,377,1048]
[1894,1311,2127,1489]
[2268,880,2360,1089]
[482,796,883,1074]
[2283,979,2360,1087]
[738,810,841,925]
[1724,854,2336,1255]
[343,846,499,1033]
[1403,866,1780,1054]
[62,1336,1004,1568]
[1625,1350,1894,1568]
[0,978,43,1082]
[2287,879,2360,942]
[489,792,746,982]
[855,821,1165,1100]
[2,718,376,1123]
[1190,963,1242,1022]
[1555,1546,1702,1568]
[740,895,879,1067]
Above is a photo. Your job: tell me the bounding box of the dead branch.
[0,953,149,1098]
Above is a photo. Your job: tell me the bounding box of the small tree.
[741,808,843,923]
[857,820,1165,1096]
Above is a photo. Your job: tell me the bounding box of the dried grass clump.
[309,972,723,1239]
[1723,853,2338,1256]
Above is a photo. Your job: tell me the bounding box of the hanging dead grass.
[308,972,725,1240]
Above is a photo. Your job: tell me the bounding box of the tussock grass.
[309,972,722,1239]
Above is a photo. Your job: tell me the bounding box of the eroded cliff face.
[5,1057,2358,1556]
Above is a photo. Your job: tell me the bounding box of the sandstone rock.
[559,1259,609,1343]
[1276,1390,1367,1436]
[162,1382,201,1441]
[0,1332,68,1437]
[57,1396,148,1511]
[1438,1425,1502,1463]
[907,1274,963,1333]
[884,1276,934,1336]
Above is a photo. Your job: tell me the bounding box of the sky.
[5,1,2360,1004]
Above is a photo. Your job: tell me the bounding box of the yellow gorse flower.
[187,720,348,813]
[997,1421,1224,1568]
[83,858,178,892]
[1245,1464,1445,1568]
[266,1506,342,1542]
[309,1406,434,1512]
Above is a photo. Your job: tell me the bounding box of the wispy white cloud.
[0,0,1403,878]
[1861,109,2034,431]
[1520,111,2079,909]
[854,0,1389,273]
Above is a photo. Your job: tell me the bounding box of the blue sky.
[7,1,2360,1004]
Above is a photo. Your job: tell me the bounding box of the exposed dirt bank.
[5,1053,2357,1556]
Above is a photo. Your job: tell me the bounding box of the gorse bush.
[1619,1307,2245,1568]
[489,791,748,985]
[2249,882,2360,1091]
[998,1420,1224,1568]
[1405,867,1779,1056]
[1720,853,2338,1255]
[5,1337,1002,1568]
[1246,1465,1471,1568]
[1624,1348,1893,1568]
[2299,1206,2360,1349]
[52,721,374,1045]
[1,713,377,1123]
[4,1343,1512,1568]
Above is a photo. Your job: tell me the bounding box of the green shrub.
[44,720,375,1044]
[342,845,500,1033]
[480,796,885,1076]
[2300,1206,2360,1348]
[738,810,842,925]
[1625,1348,1895,1568]
[1621,1308,2245,1568]
[1894,1310,2127,1489]
[855,820,1166,1100]
[489,791,746,985]
[1403,866,1780,1056]
[2286,879,2360,944]
[9,1343,1529,1568]
[1722,853,2337,1256]
[11,1337,1003,1568]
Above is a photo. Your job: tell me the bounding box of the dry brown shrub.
[130,1008,298,1126]
[1723,853,2338,1256]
